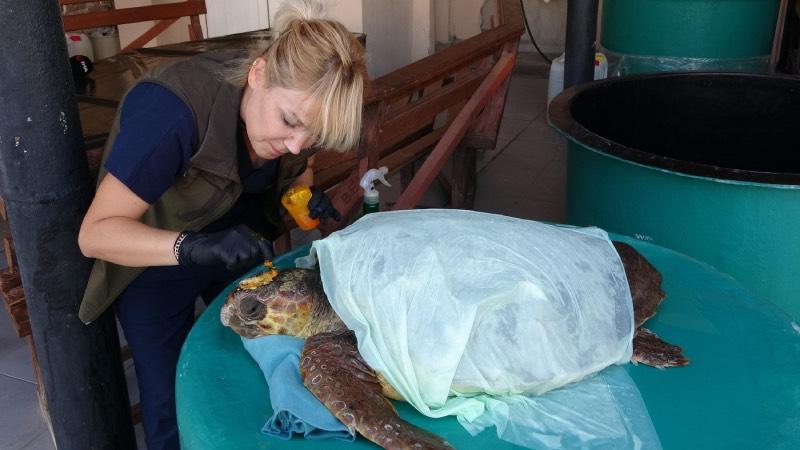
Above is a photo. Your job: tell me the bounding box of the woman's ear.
[247,57,267,89]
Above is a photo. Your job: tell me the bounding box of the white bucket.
[89,27,121,61]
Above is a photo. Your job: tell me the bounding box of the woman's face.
[241,57,318,162]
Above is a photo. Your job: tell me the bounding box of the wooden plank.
[60,0,97,5]
[450,145,477,209]
[392,49,516,211]
[4,236,16,272]
[379,127,448,178]
[462,43,516,149]
[0,268,21,295]
[379,65,490,152]
[769,0,790,72]
[3,285,31,338]
[62,2,207,31]
[122,18,179,52]
[188,15,204,41]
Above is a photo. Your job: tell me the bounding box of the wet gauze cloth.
[304,210,651,448]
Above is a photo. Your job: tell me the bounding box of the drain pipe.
[0,3,135,449]
[564,0,599,88]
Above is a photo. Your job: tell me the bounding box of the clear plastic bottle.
[281,186,320,231]
[360,167,391,215]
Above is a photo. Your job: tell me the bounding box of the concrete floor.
[0,52,565,450]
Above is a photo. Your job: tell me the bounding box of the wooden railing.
[316,0,524,235]
[61,0,206,51]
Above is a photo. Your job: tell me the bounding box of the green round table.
[176,236,800,449]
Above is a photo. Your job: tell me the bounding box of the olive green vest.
[79,51,316,324]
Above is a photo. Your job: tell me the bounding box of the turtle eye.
[239,295,265,321]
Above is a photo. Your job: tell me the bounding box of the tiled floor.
[0,53,564,449]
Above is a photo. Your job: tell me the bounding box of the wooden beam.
[62,2,207,32]
[378,64,491,151]
[462,41,517,149]
[188,15,204,41]
[59,0,97,5]
[392,49,516,211]
[122,18,178,51]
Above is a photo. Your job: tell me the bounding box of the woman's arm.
[78,173,180,267]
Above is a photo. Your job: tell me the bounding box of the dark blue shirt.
[105,82,278,234]
[105,82,279,285]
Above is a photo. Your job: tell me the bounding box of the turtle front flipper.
[632,327,690,369]
[301,330,454,450]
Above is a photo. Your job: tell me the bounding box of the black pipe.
[564,0,599,89]
[0,2,135,449]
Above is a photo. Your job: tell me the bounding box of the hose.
[519,0,553,64]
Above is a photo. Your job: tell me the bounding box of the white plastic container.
[89,27,121,61]
[547,52,608,104]
[66,33,94,61]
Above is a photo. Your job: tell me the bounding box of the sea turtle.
[221,241,688,449]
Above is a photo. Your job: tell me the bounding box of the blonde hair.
[226,0,367,152]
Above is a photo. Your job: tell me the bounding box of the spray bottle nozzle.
[360,166,391,193]
[360,167,392,212]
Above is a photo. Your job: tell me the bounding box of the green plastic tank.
[600,0,781,74]
[549,72,800,321]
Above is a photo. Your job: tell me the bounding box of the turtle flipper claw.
[301,330,454,450]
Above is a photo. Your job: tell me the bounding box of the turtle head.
[220,268,323,339]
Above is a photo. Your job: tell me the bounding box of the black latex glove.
[307,185,341,222]
[176,225,273,272]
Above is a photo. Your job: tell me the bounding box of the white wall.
[115,0,435,78]
[411,0,435,63]
[205,0,269,38]
[434,0,568,55]
[269,0,433,78]
[434,0,483,44]
[267,0,364,33]
[519,0,567,55]
[364,0,433,77]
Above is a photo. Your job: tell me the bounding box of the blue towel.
[241,335,356,441]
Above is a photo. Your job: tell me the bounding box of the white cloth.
[300,210,660,449]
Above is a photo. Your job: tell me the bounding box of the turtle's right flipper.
[301,330,454,450]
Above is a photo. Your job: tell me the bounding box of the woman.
[77,1,367,448]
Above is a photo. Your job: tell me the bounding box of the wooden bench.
[317,0,523,234]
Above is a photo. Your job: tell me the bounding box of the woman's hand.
[307,186,341,222]
[175,225,273,272]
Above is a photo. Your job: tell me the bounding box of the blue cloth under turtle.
[240,335,356,441]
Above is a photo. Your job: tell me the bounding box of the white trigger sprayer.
[359,166,391,215]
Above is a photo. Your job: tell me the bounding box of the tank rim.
[548,71,800,186]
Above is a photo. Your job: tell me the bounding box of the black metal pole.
[564,0,599,89]
[0,2,135,449]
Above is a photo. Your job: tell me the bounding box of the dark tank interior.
[569,73,800,181]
